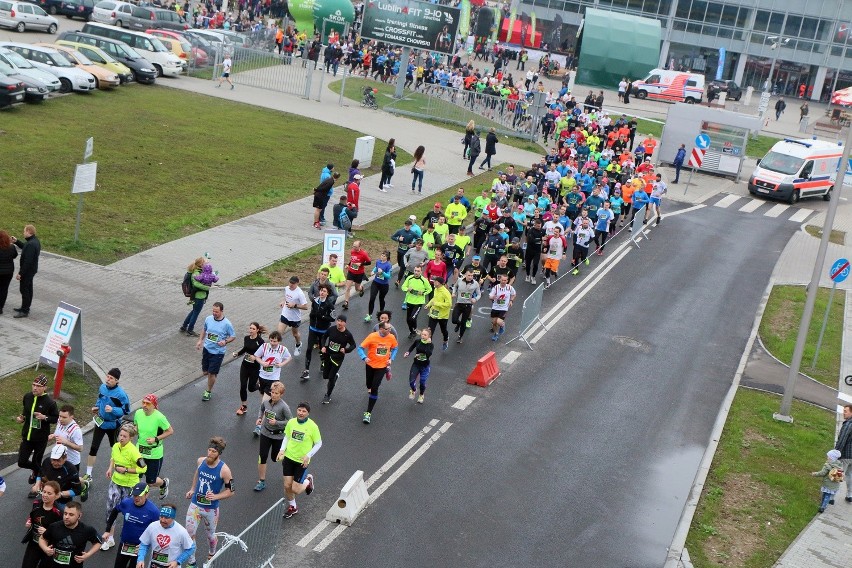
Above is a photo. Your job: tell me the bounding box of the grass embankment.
[230,166,505,287]
[0,85,407,264]
[0,365,100,453]
[805,225,846,245]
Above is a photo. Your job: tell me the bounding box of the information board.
[40,301,85,370]
[361,0,460,55]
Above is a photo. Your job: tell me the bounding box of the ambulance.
[631,69,704,104]
[748,138,846,204]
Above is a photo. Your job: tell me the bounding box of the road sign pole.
[73,195,84,243]
[810,281,836,368]
[685,166,695,192]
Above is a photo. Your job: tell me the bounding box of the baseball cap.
[498,223,506,229]
[50,445,67,459]
[353,174,363,180]
[130,481,149,497]
[434,202,442,207]
[33,374,48,387]
[408,214,417,221]
[142,394,159,409]
[472,255,481,260]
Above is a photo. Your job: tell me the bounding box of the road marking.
[312,421,453,553]
[764,203,789,218]
[365,421,436,488]
[451,395,476,410]
[738,199,762,213]
[665,204,706,217]
[713,194,740,208]
[297,520,330,548]
[788,208,813,223]
[500,350,521,365]
[838,392,852,404]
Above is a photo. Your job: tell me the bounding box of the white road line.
[297,520,330,548]
[451,395,476,410]
[738,199,763,213]
[788,208,813,223]
[530,247,631,344]
[838,392,852,404]
[365,421,436,488]
[713,194,740,208]
[313,524,347,552]
[764,203,789,218]
[500,351,521,365]
[666,203,707,217]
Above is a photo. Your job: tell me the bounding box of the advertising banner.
[361,0,460,55]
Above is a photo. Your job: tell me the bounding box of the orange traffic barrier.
[466,351,501,387]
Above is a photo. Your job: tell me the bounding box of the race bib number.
[244,354,254,363]
[451,211,458,217]
[265,410,276,422]
[151,551,170,568]
[399,243,409,251]
[206,332,220,342]
[485,247,495,255]
[54,549,72,565]
[415,353,428,362]
[328,341,341,352]
[93,415,104,427]
[461,292,472,299]
[262,365,274,373]
[291,430,305,442]
[412,289,422,296]
[31,416,42,429]
[376,347,389,356]
[196,493,211,506]
[120,542,139,556]
[497,297,507,305]
[429,308,440,319]
[138,444,153,457]
[350,262,361,270]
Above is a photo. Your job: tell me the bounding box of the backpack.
[182,271,193,297]
[829,466,845,483]
[339,208,352,231]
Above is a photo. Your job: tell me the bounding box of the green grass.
[685,388,833,567]
[759,285,845,387]
[230,165,508,288]
[0,365,100,453]
[328,78,544,153]
[805,225,845,245]
[0,86,409,265]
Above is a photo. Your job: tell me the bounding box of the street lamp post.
[763,36,791,95]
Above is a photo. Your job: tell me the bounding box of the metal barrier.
[505,282,547,350]
[204,498,284,568]
[211,45,322,100]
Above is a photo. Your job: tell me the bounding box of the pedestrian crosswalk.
[706,193,815,223]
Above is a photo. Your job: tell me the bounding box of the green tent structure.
[576,7,660,89]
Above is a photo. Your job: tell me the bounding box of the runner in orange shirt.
[642,135,658,158]
[619,181,636,227]
[357,323,399,424]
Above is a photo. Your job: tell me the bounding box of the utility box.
[354,136,375,169]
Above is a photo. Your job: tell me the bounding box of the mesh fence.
[208,43,323,100]
[204,498,284,568]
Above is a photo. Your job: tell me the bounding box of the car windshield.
[0,60,14,75]
[760,151,805,175]
[118,44,142,58]
[48,52,75,67]
[180,40,191,52]
[190,35,212,48]
[150,37,168,53]
[4,50,34,69]
[68,49,93,65]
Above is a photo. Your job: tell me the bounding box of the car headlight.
[110,75,118,80]
[141,68,154,72]
[26,87,38,93]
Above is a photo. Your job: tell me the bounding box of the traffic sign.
[688,147,705,168]
[695,134,711,149]
[830,258,850,283]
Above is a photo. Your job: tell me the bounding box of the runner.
[133,394,174,499]
[648,173,667,225]
[524,218,545,284]
[84,368,128,482]
[372,310,398,338]
[424,276,452,350]
[401,239,428,287]
[571,218,595,275]
[455,225,472,259]
[438,234,465,284]
[136,503,195,568]
[320,315,357,404]
[486,255,517,289]
[21,480,62,568]
[318,254,346,291]
[184,437,234,566]
[365,251,392,322]
[423,249,448,300]
[593,201,615,255]
[102,423,146,551]
[451,268,481,343]
[358,323,399,424]
[102,481,160,568]
[445,194,468,234]
[403,328,434,403]
[50,405,84,483]
[400,265,432,338]
[230,322,266,417]
[31,444,82,508]
[460,255,486,287]
[277,403,322,519]
[488,273,516,341]
[391,221,418,286]
[278,276,308,356]
[254,382,292,492]
[542,225,568,289]
[341,241,371,310]
[250,331,292,435]
[39,502,102,567]
[195,303,236,402]
[301,284,336,381]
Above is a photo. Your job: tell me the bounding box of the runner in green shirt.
[471,189,491,219]
[277,403,322,519]
[133,394,174,499]
[319,254,346,290]
[401,265,433,337]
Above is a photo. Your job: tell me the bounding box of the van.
[127,6,187,32]
[81,21,182,76]
[631,69,704,104]
[748,138,847,204]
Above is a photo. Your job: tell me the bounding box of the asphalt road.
[0,199,801,567]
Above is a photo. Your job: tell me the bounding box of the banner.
[458,0,470,38]
[361,0,461,55]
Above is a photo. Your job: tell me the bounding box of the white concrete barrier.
[325,470,370,526]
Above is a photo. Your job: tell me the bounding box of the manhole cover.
[612,335,651,353]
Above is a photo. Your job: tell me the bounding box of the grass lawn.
[685,388,834,567]
[759,285,845,387]
[0,365,100,454]
[0,85,408,265]
[230,165,507,288]
[805,224,846,245]
[328,78,544,153]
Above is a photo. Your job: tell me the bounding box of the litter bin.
[354,136,375,169]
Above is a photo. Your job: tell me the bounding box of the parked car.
[0,71,26,107]
[32,0,63,15]
[0,58,49,101]
[59,0,95,21]
[0,0,58,33]
[631,68,704,104]
[57,30,157,83]
[91,0,132,26]
[41,42,119,88]
[147,29,208,67]
[0,46,61,91]
[708,80,743,102]
[56,38,132,83]
[81,22,182,77]
[0,41,95,92]
[128,5,185,31]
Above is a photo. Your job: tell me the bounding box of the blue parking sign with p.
[323,230,347,266]
[53,310,75,337]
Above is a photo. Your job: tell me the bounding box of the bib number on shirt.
[54,549,73,565]
[93,415,104,427]
[196,493,211,506]
[206,332,220,343]
[244,354,254,363]
[376,347,388,356]
[263,365,274,373]
[138,444,153,457]
[31,416,42,429]
[120,542,140,556]
[328,341,341,352]
[151,551,170,568]
[429,308,440,318]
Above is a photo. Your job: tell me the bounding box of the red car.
[146,28,208,67]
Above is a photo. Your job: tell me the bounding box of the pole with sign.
[685,133,710,190]
[810,258,849,368]
[40,301,85,373]
[73,137,96,243]
[322,229,347,267]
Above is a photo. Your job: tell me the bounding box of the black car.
[0,72,26,107]
[59,0,94,20]
[709,80,743,101]
[57,30,157,84]
[32,0,63,14]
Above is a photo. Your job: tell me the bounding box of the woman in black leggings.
[366,251,392,322]
[231,322,266,416]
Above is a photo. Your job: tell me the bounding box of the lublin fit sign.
[361,0,460,55]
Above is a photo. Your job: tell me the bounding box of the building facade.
[519,0,852,101]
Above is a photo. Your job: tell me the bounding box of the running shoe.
[656,217,662,225]
[101,536,115,551]
[596,250,603,256]
[531,277,536,285]
[342,301,349,310]
[457,337,463,344]
[313,222,321,230]
[81,473,92,483]
[254,480,266,491]
[491,333,499,341]
[572,268,579,275]
[253,424,261,437]
[202,390,211,402]
[498,326,505,336]
[284,505,299,518]
[359,287,364,297]
[362,412,372,424]
[417,395,424,404]
[363,314,371,322]
[584,258,590,265]
[524,275,530,282]
[80,480,89,502]
[409,389,416,400]
[305,474,314,495]
[442,341,448,351]
[186,330,200,337]
[401,302,407,310]
[321,394,331,404]
[179,326,187,333]
[236,405,247,416]
[160,477,170,499]
[300,370,310,381]
[294,343,302,356]
[466,319,471,328]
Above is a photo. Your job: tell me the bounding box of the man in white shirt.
[136,504,195,568]
[278,276,309,357]
[50,405,84,467]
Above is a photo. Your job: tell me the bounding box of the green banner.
[458,0,470,38]
[361,0,461,55]
[490,6,500,44]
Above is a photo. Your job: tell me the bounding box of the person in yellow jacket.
[424,276,452,350]
[401,265,432,338]
[102,422,147,550]
[445,195,468,234]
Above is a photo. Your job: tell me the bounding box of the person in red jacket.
[347,175,362,210]
[342,240,371,310]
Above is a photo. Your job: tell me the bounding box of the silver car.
[0,47,61,91]
[1,42,95,92]
[0,0,58,33]
[0,58,50,101]
[91,0,132,27]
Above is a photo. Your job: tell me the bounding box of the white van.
[748,138,847,204]
[81,21,182,76]
[631,69,704,104]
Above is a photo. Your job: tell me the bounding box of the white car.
[0,0,58,33]
[0,42,95,92]
[0,47,61,91]
[91,0,133,27]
